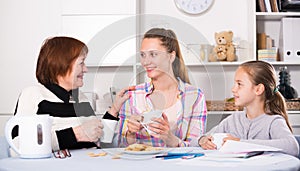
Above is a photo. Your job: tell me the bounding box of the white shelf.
[268,61,300,66]
[87,63,134,67]
[256,12,300,20]
[185,62,246,66]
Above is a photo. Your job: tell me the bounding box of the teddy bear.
[209,30,236,62]
[216,44,227,61]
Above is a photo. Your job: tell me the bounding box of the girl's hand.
[148,113,179,147]
[127,115,143,135]
[223,134,240,142]
[126,115,143,144]
[198,135,217,150]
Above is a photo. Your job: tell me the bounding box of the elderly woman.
[13,36,129,151]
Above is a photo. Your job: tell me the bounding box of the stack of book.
[258,48,278,62]
[257,0,280,12]
[257,33,279,61]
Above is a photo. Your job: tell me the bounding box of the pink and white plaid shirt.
[117,78,207,147]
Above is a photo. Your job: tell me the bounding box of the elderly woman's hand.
[108,86,135,117]
[73,118,103,142]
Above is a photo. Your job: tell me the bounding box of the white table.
[0,147,299,171]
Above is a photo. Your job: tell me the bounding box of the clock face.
[174,0,214,15]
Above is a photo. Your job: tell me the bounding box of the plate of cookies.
[123,143,165,155]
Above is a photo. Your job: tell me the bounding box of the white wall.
[140,0,252,45]
[0,0,61,114]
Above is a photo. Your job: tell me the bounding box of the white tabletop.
[0,147,299,171]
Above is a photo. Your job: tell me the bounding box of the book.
[258,48,278,62]
[270,0,279,12]
[264,0,272,11]
[258,0,267,12]
[257,33,267,49]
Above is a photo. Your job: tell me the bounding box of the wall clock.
[174,0,214,15]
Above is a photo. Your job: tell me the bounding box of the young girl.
[198,60,299,157]
[117,28,207,147]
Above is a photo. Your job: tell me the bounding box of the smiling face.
[231,67,258,107]
[58,55,88,91]
[140,38,175,79]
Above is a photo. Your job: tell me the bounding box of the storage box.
[286,99,300,111]
[206,101,243,111]
[279,18,300,62]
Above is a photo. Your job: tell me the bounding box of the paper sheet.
[219,140,281,153]
[177,153,290,167]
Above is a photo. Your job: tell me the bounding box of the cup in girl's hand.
[141,110,162,124]
[138,110,162,135]
[212,133,228,150]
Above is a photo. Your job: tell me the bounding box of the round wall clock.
[174,0,214,15]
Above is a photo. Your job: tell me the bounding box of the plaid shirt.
[117,78,207,147]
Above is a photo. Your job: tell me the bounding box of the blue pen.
[155,153,187,158]
[163,155,184,160]
[163,153,204,160]
[155,153,204,160]
[182,153,205,159]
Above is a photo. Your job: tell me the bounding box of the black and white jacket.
[14,84,116,151]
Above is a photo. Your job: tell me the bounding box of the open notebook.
[205,140,281,158]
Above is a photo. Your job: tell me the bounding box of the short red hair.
[36,36,88,85]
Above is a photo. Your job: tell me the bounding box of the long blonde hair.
[143,28,190,84]
[240,61,292,132]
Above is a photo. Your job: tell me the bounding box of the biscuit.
[125,143,163,151]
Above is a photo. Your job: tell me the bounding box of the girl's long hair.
[240,61,292,132]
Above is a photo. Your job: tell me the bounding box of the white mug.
[141,110,162,134]
[142,110,162,124]
[100,119,117,143]
[5,115,52,158]
[212,133,228,150]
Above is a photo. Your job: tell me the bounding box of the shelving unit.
[254,1,300,63]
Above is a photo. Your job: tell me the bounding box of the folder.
[279,18,300,62]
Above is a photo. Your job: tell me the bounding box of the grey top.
[209,111,299,157]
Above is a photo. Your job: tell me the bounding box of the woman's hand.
[126,115,143,144]
[198,135,216,150]
[127,115,143,134]
[148,113,179,147]
[73,118,103,142]
[108,86,134,117]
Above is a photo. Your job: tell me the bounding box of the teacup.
[141,110,162,134]
[100,119,117,143]
[141,110,162,124]
[212,133,228,150]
